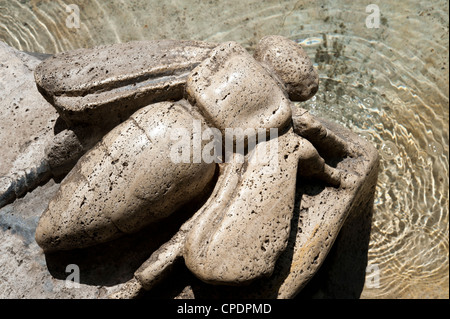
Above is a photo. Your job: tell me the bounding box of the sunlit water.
[1,0,448,298]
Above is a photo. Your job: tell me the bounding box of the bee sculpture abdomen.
[35,101,216,252]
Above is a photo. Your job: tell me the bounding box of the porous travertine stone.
[254,35,319,102]
[186,41,292,142]
[138,116,378,299]
[44,129,84,178]
[0,42,58,208]
[0,179,103,299]
[2,37,380,300]
[133,162,241,292]
[291,106,355,158]
[35,38,343,287]
[35,101,216,252]
[34,40,216,129]
[0,43,108,209]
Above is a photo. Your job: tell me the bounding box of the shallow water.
[0,0,448,298]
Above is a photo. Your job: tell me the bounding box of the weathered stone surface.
[1,178,203,299]
[253,35,319,102]
[133,163,239,293]
[0,42,59,208]
[44,129,84,178]
[35,101,217,252]
[272,118,379,298]
[1,37,379,299]
[0,43,99,209]
[186,41,292,142]
[34,40,216,129]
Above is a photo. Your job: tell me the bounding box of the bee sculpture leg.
[291,106,361,159]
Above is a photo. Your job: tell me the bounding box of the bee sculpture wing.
[34,40,216,129]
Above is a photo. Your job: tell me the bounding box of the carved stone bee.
[29,35,375,298]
